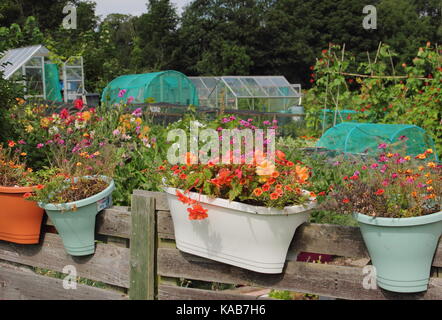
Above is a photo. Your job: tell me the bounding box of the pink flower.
[399,135,408,141]
[380,164,388,173]
[127,96,135,104]
[382,179,389,186]
[132,108,142,117]
[36,143,44,149]
[18,140,26,145]
[391,173,398,179]
[361,165,368,170]
[379,155,388,162]
[118,89,127,98]
[378,143,388,149]
[370,163,379,169]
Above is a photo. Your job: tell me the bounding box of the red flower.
[179,173,187,180]
[23,192,33,199]
[176,190,196,205]
[187,204,208,220]
[60,108,69,119]
[262,184,270,192]
[318,191,326,196]
[342,198,350,204]
[74,99,84,110]
[270,192,279,200]
[374,189,385,196]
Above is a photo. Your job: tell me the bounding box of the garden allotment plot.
[190,76,302,112]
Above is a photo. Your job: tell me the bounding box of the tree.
[134,0,179,71]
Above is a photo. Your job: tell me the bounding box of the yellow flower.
[256,160,276,176]
[25,125,34,133]
[76,162,82,167]
[404,156,411,161]
[20,152,27,156]
[418,166,425,171]
[416,153,426,160]
[427,162,436,168]
[426,149,433,154]
[82,111,91,121]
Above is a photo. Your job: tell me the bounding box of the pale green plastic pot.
[354,211,442,293]
[40,178,115,256]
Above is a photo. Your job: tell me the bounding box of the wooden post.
[129,195,156,300]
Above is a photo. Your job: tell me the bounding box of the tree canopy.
[0,0,440,92]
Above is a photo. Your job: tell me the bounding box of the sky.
[92,0,191,17]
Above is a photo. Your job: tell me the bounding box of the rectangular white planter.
[165,187,317,274]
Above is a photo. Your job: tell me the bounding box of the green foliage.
[306,44,442,157]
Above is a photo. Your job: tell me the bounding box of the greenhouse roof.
[190,76,301,99]
[0,45,49,79]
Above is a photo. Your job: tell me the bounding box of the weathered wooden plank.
[157,247,442,300]
[158,284,271,300]
[0,262,128,300]
[129,195,156,300]
[45,207,131,239]
[134,190,168,211]
[0,233,130,288]
[157,211,175,240]
[290,223,369,259]
[155,211,442,267]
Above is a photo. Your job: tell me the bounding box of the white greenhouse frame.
[0,45,85,102]
[190,76,302,112]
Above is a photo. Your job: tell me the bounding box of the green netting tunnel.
[317,123,438,161]
[101,70,199,106]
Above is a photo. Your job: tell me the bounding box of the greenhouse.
[316,123,438,160]
[102,70,199,106]
[189,76,302,112]
[0,45,85,102]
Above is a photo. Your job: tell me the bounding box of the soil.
[54,178,109,203]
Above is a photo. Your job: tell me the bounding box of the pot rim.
[164,187,317,216]
[0,185,37,194]
[354,210,442,227]
[39,176,115,211]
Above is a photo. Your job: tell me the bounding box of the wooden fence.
[0,191,441,300]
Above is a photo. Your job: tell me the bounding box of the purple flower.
[113,129,121,136]
[353,170,360,176]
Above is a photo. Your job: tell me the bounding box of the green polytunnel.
[101,70,199,106]
[316,123,438,161]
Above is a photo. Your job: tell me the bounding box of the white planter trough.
[165,187,317,274]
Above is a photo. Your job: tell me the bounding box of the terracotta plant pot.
[165,187,317,274]
[0,186,44,244]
